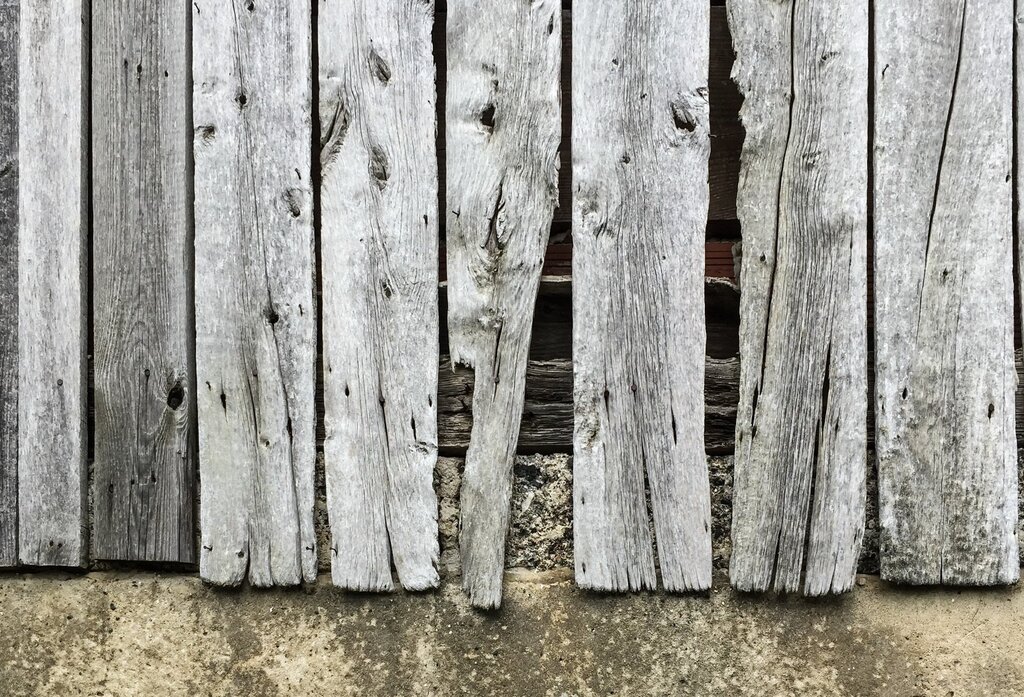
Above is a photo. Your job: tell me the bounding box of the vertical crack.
[916,0,968,338]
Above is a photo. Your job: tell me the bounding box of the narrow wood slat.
[573,0,712,593]
[446,0,562,609]
[875,0,1018,585]
[91,0,194,563]
[193,1,316,586]
[17,0,88,566]
[728,0,868,596]
[319,0,440,592]
[0,0,17,567]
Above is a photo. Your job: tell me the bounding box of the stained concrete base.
[0,571,1020,696]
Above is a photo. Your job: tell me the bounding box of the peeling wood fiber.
[446,0,562,608]
[17,0,89,568]
[193,0,316,586]
[92,0,195,563]
[728,0,868,596]
[875,0,1018,585]
[572,0,712,593]
[319,0,440,592]
[0,0,16,568]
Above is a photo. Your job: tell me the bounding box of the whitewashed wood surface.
[320,0,441,592]
[572,0,712,593]
[18,0,88,567]
[446,0,562,608]
[875,0,1018,585]
[193,0,316,586]
[728,0,868,595]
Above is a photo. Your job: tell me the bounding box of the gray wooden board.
[874,0,1018,585]
[446,0,562,609]
[18,0,88,567]
[92,0,195,563]
[0,0,16,567]
[319,0,440,592]
[193,0,316,586]
[727,0,868,596]
[572,0,712,593]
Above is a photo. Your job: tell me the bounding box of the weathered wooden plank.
[573,0,712,593]
[0,0,17,568]
[17,0,88,567]
[875,0,1018,585]
[319,0,440,592]
[435,7,744,225]
[193,0,316,586]
[446,0,561,608]
[91,0,194,563]
[728,0,868,596]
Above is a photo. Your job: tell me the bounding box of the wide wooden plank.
[729,1,864,597]
[319,0,440,592]
[733,0,868,597]
[875,0,1018,585]
[17,0,88,566]
[193,0,316,586]
[573,0,712,593]
[0,0,16,567]
[728,0,868,596]
[91,0,194,563]
[446,0,562,609]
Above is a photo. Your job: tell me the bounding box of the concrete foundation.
[0,571,1020,696]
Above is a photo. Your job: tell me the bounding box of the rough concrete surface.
[0,571,1021,696]
[19,452,1024,695]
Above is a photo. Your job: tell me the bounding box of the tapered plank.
[18,0,88,566]
[193,0,316,586]
[0,0,17,567]
[572,0,712,593]
[875,0,1017,585]
[92,0,194,563]
[320,0,440,592]
[446,0,561,608]
[727,0,868,596]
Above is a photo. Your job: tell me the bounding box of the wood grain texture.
[193,0,316,586]
[446,0,561,608]
[434,7,744,225]
[728,0,868,596]
[572,0,712,593]
[319,0,440,592]
[0,0,16,567]
[440,356,741,455]
[875,0,1018,585]
[18,0,88,567]
[92,0,195,563]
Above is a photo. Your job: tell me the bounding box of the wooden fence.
[0,0,1020,609]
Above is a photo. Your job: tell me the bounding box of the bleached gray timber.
[573,0,712,593]
[17,0,88,567]
[874,0,1018,585]
[92,0,194,563]
[193,0,316,586]
[446,0,561,608]
[0,0,16,567]
[319,0,440,592]
[727,0,868,596]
